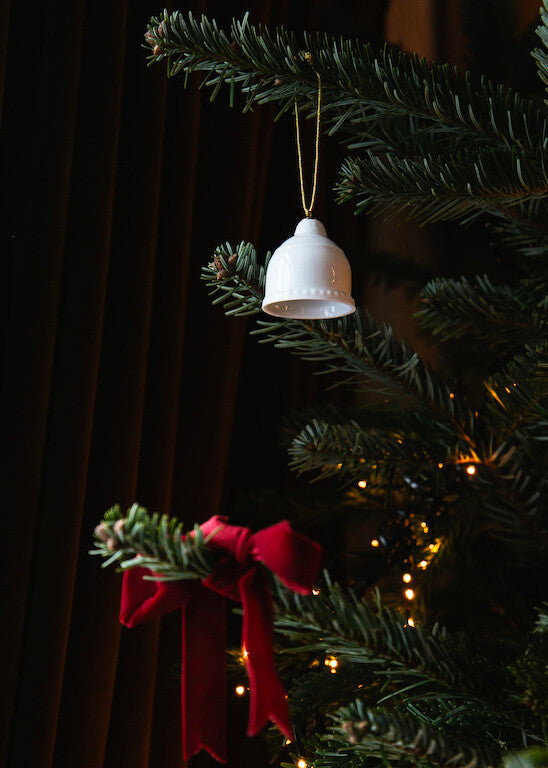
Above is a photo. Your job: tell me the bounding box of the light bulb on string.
[402,573,412,583]
[297,760,308,768]
[358,480,367,488]
[235,685,246,696]
[466,464,476,476]
[405,588,415,600]
[370,539,380,548]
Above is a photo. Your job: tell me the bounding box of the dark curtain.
[1,1,540,767]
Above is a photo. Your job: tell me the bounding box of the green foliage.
[145,10,547,157]
[289,418,445,483]
[90,503,217,581]
[271,575,503,703]
[330,703,502,768]
[504,747,548,768]
[416,276,548,350]
[532,0,548,104]
[337,147,548,225]
[204,243,476,437]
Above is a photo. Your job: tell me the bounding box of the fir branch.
[331,704,501,768]
[535,603,548,634]
[271,575,504,704]
[490,212,548,264]
[483,350,548,440]
[532,0,548,106]
[144,11,548,157]
[90,503,217,581]
[203,242,477,446]
[289,418,449,484]
[416,276,548,350]
[336,148,548,226]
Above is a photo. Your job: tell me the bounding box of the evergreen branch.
[535,603,548,634]
[490,213,548,264]
[533,0,548,106]
[90,503,217,581]
[336,148,548,226]
[289,418,450,484]
[271,575,502,702]
[483,350,548,440]
[145,10,548,156]
[416,276,548,350]
[332,704,501,768]
[203,242,478,446]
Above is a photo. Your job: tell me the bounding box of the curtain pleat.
[2,0,87,762]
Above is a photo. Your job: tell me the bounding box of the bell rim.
[261,294,356,319]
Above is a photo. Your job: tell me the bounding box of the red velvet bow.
[120,516,322,762]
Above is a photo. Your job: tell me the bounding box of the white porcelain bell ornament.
[262,218,355,319]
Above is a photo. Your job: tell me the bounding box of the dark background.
[0,1,541,766]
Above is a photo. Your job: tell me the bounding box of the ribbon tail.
[240,568,292,741]
[182,587,228,763]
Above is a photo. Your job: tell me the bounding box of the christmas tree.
[92,5,547,767]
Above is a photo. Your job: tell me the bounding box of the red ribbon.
[120,516,322,762]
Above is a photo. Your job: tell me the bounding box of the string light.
[235,685,246,696]
[370,539,380,548]
[419,560,427,569]
[325,656,338,670]
[402,573,412,583]
[437,462,443,469]
[407,617,415,627]
[449,392,455,399]
[358,480,367,488]
[284,738,292,746]
[242,647,248,659]
[466,464,476,476]
[312,588,320,596]
[297,760,308,768]
[404,588,415,600]
[336,463,342,469]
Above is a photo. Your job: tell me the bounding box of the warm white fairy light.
[402,573,412,583]
[404,588,415,600]
[297,760,308,768]
[466,464,476,476]
[419,560,427,569]
[358,480,367,488]
[407,617,415,627]
[235,685,246,696]
[370,538,380,548]
[324,656,338,669]
[312,588,320,596]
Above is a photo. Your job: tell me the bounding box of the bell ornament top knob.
[261,218,355,319]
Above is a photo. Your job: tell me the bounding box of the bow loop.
[251,520,322,594]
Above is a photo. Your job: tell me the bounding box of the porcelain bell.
[262,218,355,319]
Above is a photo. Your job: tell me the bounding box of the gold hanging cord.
[294,64,322,218]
